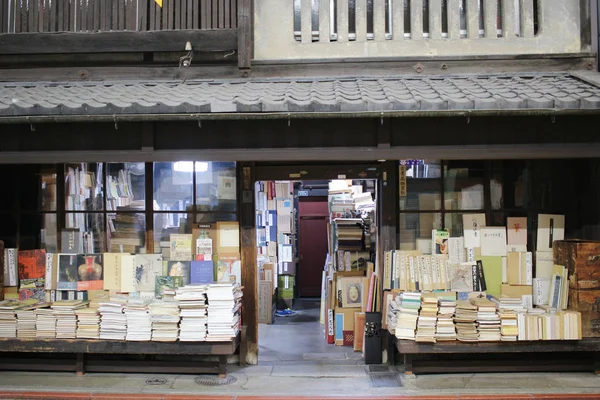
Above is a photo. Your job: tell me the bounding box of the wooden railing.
[254,0,588,61]
[0,0,238,33]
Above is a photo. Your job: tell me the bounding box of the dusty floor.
[0,299,599,399]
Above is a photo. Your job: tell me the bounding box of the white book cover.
[480,227,507,256]
[448,237,466,263]
[5,248,17,287]
[507,217,528,246]
[533,277,551,306]
[462,213,486,248]
[536,214,565,252]
[120,254,137,293]
[45,253,55,290]
[535,251,554,279]
[134,254,163,292]
[416,239,432,255]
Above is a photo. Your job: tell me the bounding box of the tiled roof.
[0,73,599,117]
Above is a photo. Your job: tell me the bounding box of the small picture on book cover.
[134,254,163,292]
[432,229,449,255]
[76,254,104,291]
[449,263,475,292]
[155,276,183,298]
[17,249,46,280]
[341,277,363,308]
[57,254,79,290]
[167,261,190,285]
[19,278,45,302]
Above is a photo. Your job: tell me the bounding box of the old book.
[477,256,503,297]
[507,217,528,246]
[448,237,466,263]
[536,251,554,279]
[480,227,507,257]
[533,277,551,306]
[103,253,121,291]
[134,254,163,292]
[449,262,475,292]
[18,250,46,280]
[167,261,191,285]
[155,276,183,299]
[77,254,104,291]
[57,254,78,290]
[170,234,193,261]
[119,254,136,292]
[463,214,486,249]
[537,214,565,252]
[190,260,214,284]
[431,229,449,256]
[217,254,241,284]
[507,252,533,286]
[554,240,600,290]
[3,248,17,287]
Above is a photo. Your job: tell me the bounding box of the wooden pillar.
[380,160,398,253]
[239,162,258,364]
[237,0,252,76]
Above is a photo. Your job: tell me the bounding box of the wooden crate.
[568,289,600,338]
[553,240,600,290]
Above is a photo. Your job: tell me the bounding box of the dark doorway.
[298,197,329,297]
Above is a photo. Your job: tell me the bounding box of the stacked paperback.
[16,303,42,339]
[149,301,180,342]
[76,308,100,339]
[436,299,457,341]
[472,297,501,342]
[99,300,127,340]
[52,300,87,339]
[206,283,243,341]
[176,285,208,341]
[415,296,438,343]
[0,300,20,338]
[394,292,421,340]
[454,300,479,342]
[124,300,152,341]
[499,310,518,341]
[35,307,57,338]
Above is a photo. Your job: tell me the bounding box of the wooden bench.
[0,327,247,377]
[397,339,600,375]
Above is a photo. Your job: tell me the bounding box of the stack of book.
[35,308,57,338]
[175,285,208,341]
[206,283,243,341]
[53,300,87,339]
[16,303,42,339]
[472,297,501,342]
[495,297,526,313]
[415,296,438,343]
[76,308,100,339]
[124,300,152,341]
[386,293,401,333]
[436,299,457,341]
[149,301,180,342]
[99,300,127,340]
[499,310,519,341]
[454,300,478,342]
[0,300,20,338]
[394,292,421,340]
[335,219,364,252]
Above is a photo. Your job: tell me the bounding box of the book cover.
[477,260,488,292]
[44,253,57,290]
[462,213,486,249]
[155,275,183,298]
[190,260,215,284]
[536,214,565,252]
[167,261,191,285]
[507,217,528,246]
[354,312,366,351]
[119,254,137,293]
[76,254,104,291]
[477,256,505,297]
[103,253,121,291]
[535,251,554,279]
[335,312,344,346]
[216,253,241,284]
[4,249,17,286]
[340,277,364,308]
[195,238,213,258]
[170,234,193,261]
[448,237,466,263]
[480,227,507,257]
[19,278,45,302]
[327,308,335,344]
[449,262,475,292]
[17,250,46,280]
[57,254,78,290]
[61,229,83,254]
[431,229,449,256]
[133,254,163,292]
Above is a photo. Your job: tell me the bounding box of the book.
[134,254,163,292]
[462,214,486,249]
[17,250,46,280]
[3,249,17,287]
[536,214,565,252]
[480,227,507,257]
[170,234,193,261]
[431,230,449,256]
[216,254,242,284]
[449,262,475,292]
[57,254,79,290]
[76,254,104,291]
[154,275,183,299]
[190,261,215,284]
[477,256,504,297]
[507,217,527,246]
[19,278,45,301]
[167,261,191,285]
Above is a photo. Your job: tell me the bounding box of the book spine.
[8,249,17,287]
[45,253,53,290]
[472,264,479,291]
[525,252,533,286]
[477,260,487,291]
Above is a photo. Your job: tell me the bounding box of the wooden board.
[397,338,600,354]
[569,289,600,338]
[554,240,600,290]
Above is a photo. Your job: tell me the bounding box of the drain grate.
[367,364,389,373]
[145,378,168,385]
[195,375,238,386]
[369,373,403,388]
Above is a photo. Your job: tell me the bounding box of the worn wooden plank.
[238,0,251,70]
[128,0,135,31]
[318,0,330,42]
[192,0,198,29]
[149,0,156,30]
[429,0,442,39]
[230,0,237,28]
[212,0,218,29]
[391,0,404,40]
[337,0,349,42]
[355,0,367,41]
[300,0,312,43]
[206,0,212,29]
[501,0,515,37]
[77,0,84,32]
[0,28,239,54]
[200,0,207,29]
[372,0,385,41]
[1,0,6,33]
[466,0,479,39]
[398,339,600,354]
[154,0,161,30]
[28,0,35,32]
[520,0,534,38]
[166,0,173,30]
[483,0,497,37]
[174,0,181,29]
[223,0,230,28]
[112,0,119,30]
[447,0,461,38]
[71,0,77,31]
[41,0,49,33]
[139,0,147,31]
[93,0,100,31]
[410,0,423,40]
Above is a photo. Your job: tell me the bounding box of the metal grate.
[369,373,403,388]
[195,375,238,386]
[145,378,168,385]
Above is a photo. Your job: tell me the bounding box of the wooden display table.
[0,328,246,377]
[397,339,600,375]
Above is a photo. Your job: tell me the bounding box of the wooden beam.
[239,162,258,365]
[0,29,238,54]
[237,0,251,74]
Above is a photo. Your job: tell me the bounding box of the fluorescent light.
[174,161,194,172]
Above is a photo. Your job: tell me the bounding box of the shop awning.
[0,71,600,122]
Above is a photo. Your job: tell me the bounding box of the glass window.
[153,162,193,214]
[106,162,145,211]
[399,212,441,253]
[65,163,104,211]
[19,214,57,252]
[195,213,237,224]
[108,213,146,254]
[444,160,485,211]
[399,160,442,211]
[65,213,105,253]
[196,162,237,212]
[153,213,189,256]
[490,160,528,210]
[19,165,57,212]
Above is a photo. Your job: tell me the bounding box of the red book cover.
[270,181,276,200]
[77,254,104,291]
[18,250,46,280]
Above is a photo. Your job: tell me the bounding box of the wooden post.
[239,163,258,365]
[237,0,252,76]
[76,353,85,376]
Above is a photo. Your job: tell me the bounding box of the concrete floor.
[0,299,599,398]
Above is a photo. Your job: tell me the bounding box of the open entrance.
[253,163,382,364]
